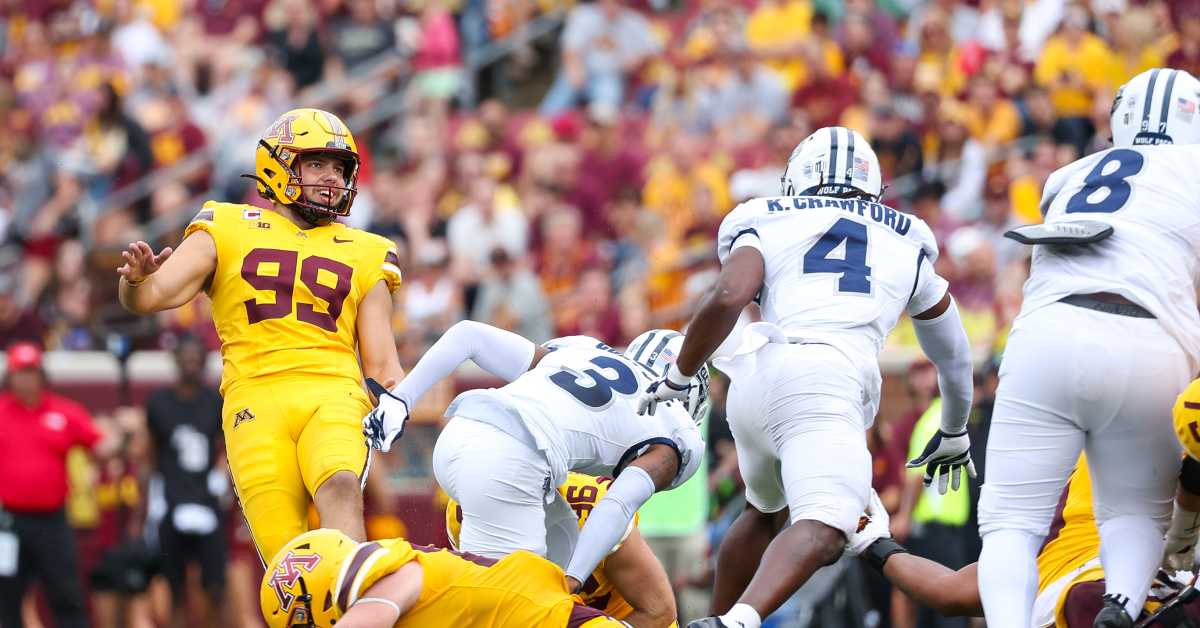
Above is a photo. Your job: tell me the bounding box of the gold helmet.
[1175,379,1200,461]
[249,108,360,225]
[260,529,358,628]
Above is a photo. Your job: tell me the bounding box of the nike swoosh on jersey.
[332,236,353,243]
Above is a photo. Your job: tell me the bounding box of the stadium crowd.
[0,0,1194,625]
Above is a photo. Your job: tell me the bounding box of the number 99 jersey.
[184,201,402,394]
[445,340,705,491]
[1019,145,1200,372]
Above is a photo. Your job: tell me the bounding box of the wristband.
[122,275,147,287]
[863,537,908,572]
[665,363,692,388]
[354,596,402,620]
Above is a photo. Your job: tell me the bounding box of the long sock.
[978,528,1042,628]
[1099,515,1165,619]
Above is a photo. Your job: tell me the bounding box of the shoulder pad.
[1004,220,1114,245]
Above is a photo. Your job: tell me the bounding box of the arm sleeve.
[565,466,657,583]
[912,298,974,434]
[389,321,536,408]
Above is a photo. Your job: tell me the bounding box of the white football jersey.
[445,339,705,491]
[1019,144,1200,372]
[717,195,949,363]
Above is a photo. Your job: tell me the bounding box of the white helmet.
[1111,68,1200,147]
[781,126,882,201]
[624,329,710,424]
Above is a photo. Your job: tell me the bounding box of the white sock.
[1099,514,1164,619]
[978,528,1042,627]
[719,603,762,628]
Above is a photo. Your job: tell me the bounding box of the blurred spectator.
[142,336,226,626]
[1034,5,1113,151]
[328,0,397,76]
[404,241,463,345]
[871,103,924,184]
[1167,3,1200,77]
[264,0,326,90]
[540,0,662,116]
[0,343,120,628]
[535,205,597,308]
[964,75,1022,146]
[945,226,998,312]
[696,50,789,140]
[0,275,48,349]
[556,265,624,345]
[570,111,646,237]
[924,101,988,220]
[446,172,529,280]
[407,0,464,109]
[471,248,553,343]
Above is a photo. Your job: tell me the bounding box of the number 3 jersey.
[445,340,705,491]
[184,201,402,394]
[716,195,948,420]
[1019,145,1200,372]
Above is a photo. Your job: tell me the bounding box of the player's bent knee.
[791,519,846,566]
[315,469,361,496]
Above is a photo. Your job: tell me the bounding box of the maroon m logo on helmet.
[269,551,322,610]
[265,114,300,144]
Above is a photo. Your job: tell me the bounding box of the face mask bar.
[286,576,318,628]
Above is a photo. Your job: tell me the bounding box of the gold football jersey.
[342,539,579,627]
[445,473,638,619]
[184,201,401,394]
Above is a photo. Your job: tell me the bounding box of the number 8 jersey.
[716,194,947,419]
[1020,145,1200,373]
[185,201,402,394]
[445,340,705,492]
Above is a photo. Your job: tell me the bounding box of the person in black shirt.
[143,336,226,624]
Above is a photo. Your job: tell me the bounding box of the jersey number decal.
[1064,149,1145,214]
[241,248,353,332]
[802,218,872,294]
[550,356,639,409]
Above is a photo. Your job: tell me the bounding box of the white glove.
[362,378,410,453]
[846,489,892,556]
[907,429,976,495]
[636,364,693,416]
[1163,507,1200,572]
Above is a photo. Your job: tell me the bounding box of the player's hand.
[117,240,173,284]
[907,429,976,495]
[846,489,891,556]
[565,575,583,595]
[363,378,409,453]
[636,365,692,416]
[1163,510,1200,572]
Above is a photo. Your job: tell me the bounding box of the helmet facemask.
[250,140,360,226]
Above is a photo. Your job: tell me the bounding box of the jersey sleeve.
[668,423,705,490]
[716,202,763,265]
[906,253,950,316]
[360,233,403,293]
[182,200,222,241]
[907,215,940,263]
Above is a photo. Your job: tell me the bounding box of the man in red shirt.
[0,342,115,628]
